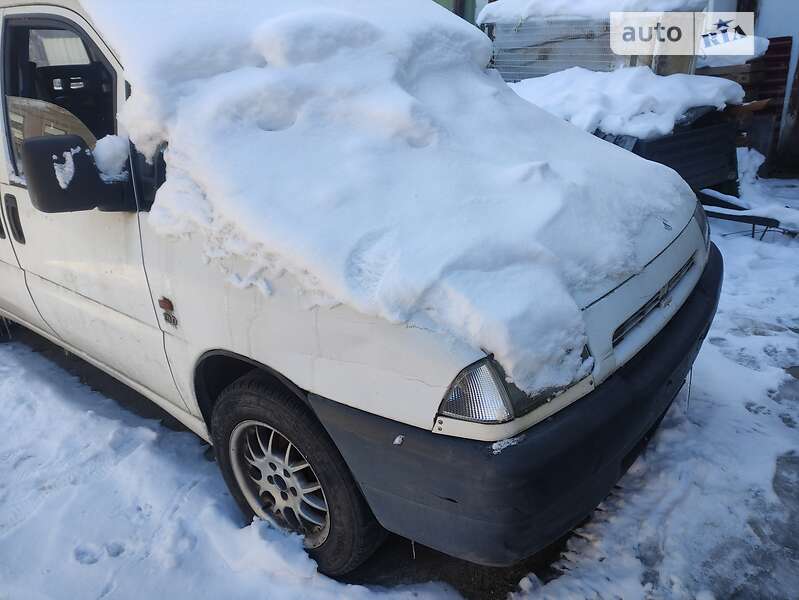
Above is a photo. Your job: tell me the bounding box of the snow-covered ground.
[0,340,457,600]
[1,175,798,598]
[701,149,799,232]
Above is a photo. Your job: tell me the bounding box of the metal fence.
[487,18,630,81]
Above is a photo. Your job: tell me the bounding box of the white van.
[0,1,722,576]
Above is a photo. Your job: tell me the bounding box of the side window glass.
[29,29,91,67]
[3,23,115,177]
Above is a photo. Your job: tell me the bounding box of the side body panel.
[0,257,54,333]
[138,222,482,430]
[0,203,52,331]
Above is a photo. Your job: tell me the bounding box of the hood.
[569,195,694,309]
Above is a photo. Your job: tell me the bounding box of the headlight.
[694,201,710,249]
[438,359,512,424]
[438,352,593,424]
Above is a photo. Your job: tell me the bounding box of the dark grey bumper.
[310,243,724,566]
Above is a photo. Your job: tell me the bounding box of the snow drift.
[702,148,799,232]
[80,0,697,395]
[510,67,744,140]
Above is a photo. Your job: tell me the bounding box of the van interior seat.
[32,62,112,137]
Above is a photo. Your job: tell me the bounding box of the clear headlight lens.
[439,350,594,425]
[438,359,512,424]
[694,201,710,249]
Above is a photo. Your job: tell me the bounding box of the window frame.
[1,13,118,182]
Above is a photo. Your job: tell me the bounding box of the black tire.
[211,372,386,575]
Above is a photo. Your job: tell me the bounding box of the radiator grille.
[612,255,696,347]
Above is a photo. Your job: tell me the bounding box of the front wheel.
[211,373,386,575]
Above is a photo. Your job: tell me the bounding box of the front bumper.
[309,243,723,566]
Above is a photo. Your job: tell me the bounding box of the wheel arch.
[193,350,309,436]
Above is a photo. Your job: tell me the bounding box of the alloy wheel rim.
[229,420,330,548]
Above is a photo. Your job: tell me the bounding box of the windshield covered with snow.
[81,0,697,396]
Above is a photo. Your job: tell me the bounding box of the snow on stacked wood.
[80,0,697,395]
[511,66,744,140]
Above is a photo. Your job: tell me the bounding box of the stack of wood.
[696,36,793,168]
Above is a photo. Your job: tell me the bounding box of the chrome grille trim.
[612,254,696,347]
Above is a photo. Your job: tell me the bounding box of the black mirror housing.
[20,134,132,213]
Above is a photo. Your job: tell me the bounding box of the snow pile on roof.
[80,0,697,395]
[478,0,707,24]
[510,67,744,140]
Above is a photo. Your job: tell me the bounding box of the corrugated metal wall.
[488,18,628,81]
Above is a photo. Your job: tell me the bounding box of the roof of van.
[0,1,121,62]
[0,0,86,16]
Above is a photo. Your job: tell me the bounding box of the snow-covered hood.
[81,0,696,396]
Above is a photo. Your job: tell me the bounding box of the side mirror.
[20,134,133,213]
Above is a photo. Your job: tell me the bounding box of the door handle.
[4,194,25,245]
[0,204,5,240]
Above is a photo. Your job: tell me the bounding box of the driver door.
[0,7,186,411]
[0,170,54,334]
